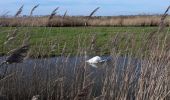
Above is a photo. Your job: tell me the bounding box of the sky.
[0,0,170,16]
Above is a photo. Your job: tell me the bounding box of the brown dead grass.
[1,15,170,27]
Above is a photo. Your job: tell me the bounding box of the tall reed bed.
[0,5,169,100]
[1,15,170,27]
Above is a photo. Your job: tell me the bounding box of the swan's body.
[86,56,104,64]
[86,56,107,68]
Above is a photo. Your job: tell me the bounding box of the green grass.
[0,26,166,57]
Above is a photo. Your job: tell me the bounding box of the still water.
[0,56,141,96]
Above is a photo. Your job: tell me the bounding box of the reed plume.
[0,44,30,67]
[15,5,24,17]
[3,37,16,45]
[0,44,29,78]
[88,7,100,18]
[4,29,18,45]
[30,4,40,16]
[6,29,18,39]
[158,5,170,32]
[63,10,67,19]
[85,7,100,26]
[48,7,59,20]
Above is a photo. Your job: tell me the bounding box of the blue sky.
[0,0,170,16]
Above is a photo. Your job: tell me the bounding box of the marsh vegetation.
[0,5,169,100]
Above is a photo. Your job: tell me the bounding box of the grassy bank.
[0,26,165,57]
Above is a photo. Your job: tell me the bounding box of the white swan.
[86,56,107,68]
[86,56,105,63]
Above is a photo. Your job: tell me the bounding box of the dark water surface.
[0,56,141,75]
[0,56,141,97]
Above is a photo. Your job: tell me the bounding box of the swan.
[86,56,107,68]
